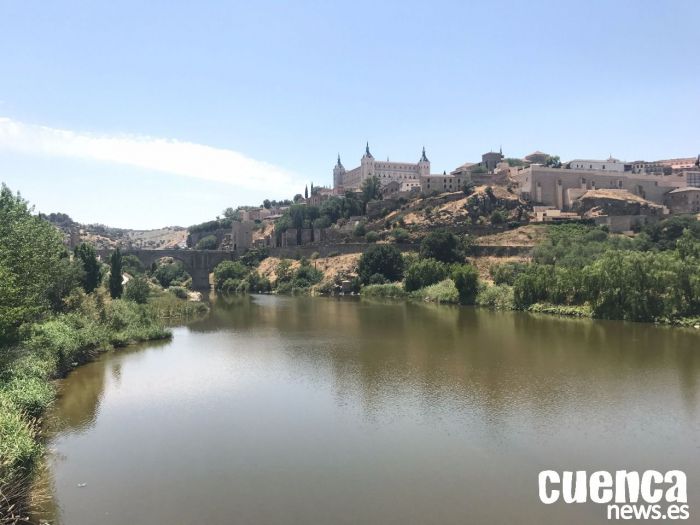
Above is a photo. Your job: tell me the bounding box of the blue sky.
[1,0,698,228]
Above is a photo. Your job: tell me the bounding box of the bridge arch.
[97,249,238,290]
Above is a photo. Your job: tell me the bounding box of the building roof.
[669,187,700,194]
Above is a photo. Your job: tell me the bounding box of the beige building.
[665,188,700,214]
[513,166,685,210]
[333,144,428,193]
[231,221,253,252]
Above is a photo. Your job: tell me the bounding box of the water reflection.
[34,296,700,525]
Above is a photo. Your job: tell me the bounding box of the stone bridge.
[97,249,239,289]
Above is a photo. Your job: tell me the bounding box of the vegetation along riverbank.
[213,217,700,327]
[0,185,206,523]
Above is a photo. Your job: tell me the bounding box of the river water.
[33,296,700,524]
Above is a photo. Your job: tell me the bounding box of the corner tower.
[333,154,346,192]
[360,142,375,182]
[418,146,430,178]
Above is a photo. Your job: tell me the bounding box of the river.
[32,296,700,524]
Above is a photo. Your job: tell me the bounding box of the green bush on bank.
[411,279,459,304]
[476,283,515,310]
[404,258,448,292]
[360,283,407,299]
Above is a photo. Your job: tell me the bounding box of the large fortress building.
[333,143,429,194]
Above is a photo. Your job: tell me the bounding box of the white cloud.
[0,117,303,194]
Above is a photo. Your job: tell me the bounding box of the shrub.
[122,254,145,276]
[153,260,190,288]
[361,283,407,299]
[489,262,527,286]
[413,279,459,304]
[451,264,480,305]
[239,248,269,268]
[195,234,218,250]
[490,209,507,225]
[476,284,515,310]
[391,228,410,243]
[365,231,379,243]
[462,181,476,195]
[168,286,189,299]
[357,244,404,284]
[213,261,249,291]
[513,264,551,309]
[353,222,366,237]
[123,275,151,304]
[404,258,448,292]
[420,231,461,263]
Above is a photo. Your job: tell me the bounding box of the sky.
[1,0,698,229]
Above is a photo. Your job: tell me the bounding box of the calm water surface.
[34,296,700,524]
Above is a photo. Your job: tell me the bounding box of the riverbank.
[0,295,173,524]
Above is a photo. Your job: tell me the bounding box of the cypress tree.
[74,242,101,293]
[109,247,123,298]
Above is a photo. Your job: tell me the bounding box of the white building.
[567,157,627,172]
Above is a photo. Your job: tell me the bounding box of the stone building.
[333,143,428,193]
[665,188,700,214]
[513,165,685,210]
[481,149,504,172]
[421,171,466,193]
[231,221,253,252]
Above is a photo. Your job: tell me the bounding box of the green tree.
[213,260,249,291]
[195,234,218,250]
[357,245,404,284]
[109,248,124,298]
[263,199,271,209]
[123,275,150,304]
[0,185,73,342]
[74,242,101,293]
[452,264,480,305]
[361,175,382,206]
[420,231,461,263]
[544,155,561,168]
[404,258,449,292]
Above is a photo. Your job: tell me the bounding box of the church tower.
[333,154,345,193]
[360,142,375,182]
[418,146,430,178]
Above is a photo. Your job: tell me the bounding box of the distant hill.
[41,212,187,250]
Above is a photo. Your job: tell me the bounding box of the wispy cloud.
[0,117,303,194]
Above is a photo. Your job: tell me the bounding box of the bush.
[476,284,515,310]
[419,231,461,263]
[357,245,404,284]
[168,286,189,299]
[489,262,527,286]
[451,264,480,305]
[404,258,448,292]
[213,261,249,291]
[413,279,459,303]
[153,260,190,288]
[123,275,151,304]
[490,209,507,225]
[391,228,410,243]
[365,231,379,243]
[195,234,218,250]
[361,283,407,299]
[353,222,366,237]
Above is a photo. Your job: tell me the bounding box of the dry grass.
[476,225,547,247]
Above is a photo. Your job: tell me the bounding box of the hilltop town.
[177,144,700,254]
[48,144,700,266]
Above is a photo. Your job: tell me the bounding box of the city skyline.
[1,0,699,228]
